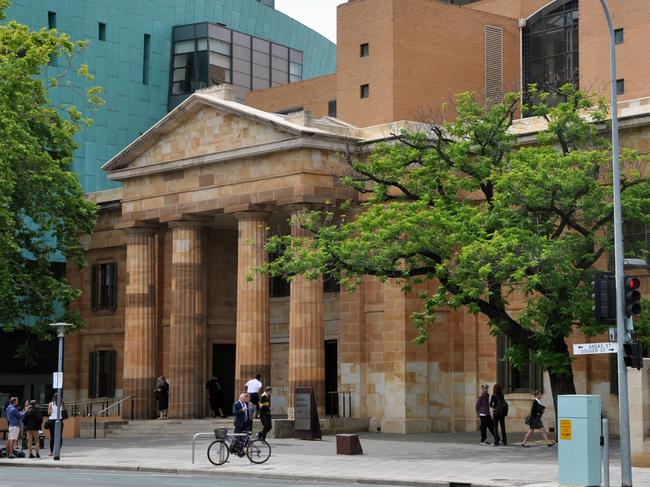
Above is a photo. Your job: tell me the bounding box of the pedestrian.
[475,384,495,446]
[5,397,24,459]
[258,386,272,440]
[521,391,556,447]
[22,400,43,458]
[206,376,225,418]
[490,383,508,446]
[154,376,169,419]
[245,374,263,418]
[47,393,65,457]
[233,393,253,434]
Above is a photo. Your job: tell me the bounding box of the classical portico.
[106,86,358,419]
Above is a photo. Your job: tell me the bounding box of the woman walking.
[490,384,508,446]
[475,384,496,445]
[521,391,556,447]
[155,376,169,419]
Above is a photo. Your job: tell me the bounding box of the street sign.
[53,372,63,389]
[573,342,618,355]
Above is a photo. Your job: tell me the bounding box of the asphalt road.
[0,467,396,487]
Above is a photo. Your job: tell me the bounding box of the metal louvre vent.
[484,25,504,105]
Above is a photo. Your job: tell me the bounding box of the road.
[0,467,396,487]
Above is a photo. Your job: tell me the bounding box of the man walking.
[5,397,24,459]
[244,374,263,418]
[258,386,272,440]
[22,400,43,458]
[233,393,252,434]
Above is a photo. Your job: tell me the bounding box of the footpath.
[1,431,649,487]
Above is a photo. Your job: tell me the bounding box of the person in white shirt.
[47,393,65,457]
[244,375,263,418]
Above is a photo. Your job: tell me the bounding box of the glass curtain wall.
[169,22,303,110]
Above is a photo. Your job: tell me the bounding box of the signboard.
[52,372,63,389]
[572,342,618,355]
[294,387,322,440]
[560,419,572,441]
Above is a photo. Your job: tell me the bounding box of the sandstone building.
[60,0,650,439]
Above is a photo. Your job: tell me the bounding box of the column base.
[122,377,156,420]
[380,418,433,434]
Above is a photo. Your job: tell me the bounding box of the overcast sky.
[275,0,347,44]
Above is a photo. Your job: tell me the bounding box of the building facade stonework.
[64,86,650,436]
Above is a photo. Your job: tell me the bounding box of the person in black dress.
[521,391,555,447]
[490,383,508,446]
[206,376,225,418]
[155,376,169,419]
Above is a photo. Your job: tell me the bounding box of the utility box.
[558,395,602,486]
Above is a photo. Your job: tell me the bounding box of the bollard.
[601,417,609,487]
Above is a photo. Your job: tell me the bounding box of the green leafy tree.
[265,85,650,407]
[0,0,101,340]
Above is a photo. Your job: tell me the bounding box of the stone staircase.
[103,418,259,439]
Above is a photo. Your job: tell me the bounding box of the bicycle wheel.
[246,439,271,464]
[207,440,230,466]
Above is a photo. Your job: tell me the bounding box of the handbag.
[62,408,69,420]
[43,419,51,429]
[524,415,531,425]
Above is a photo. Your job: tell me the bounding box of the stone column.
[234,212,271,396]
[168,222,206,419]
[123,227,158,420]
[288,208,325,417]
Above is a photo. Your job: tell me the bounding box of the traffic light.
[624,276,642,317]
[592,272,616,324]
[623,342,643,370]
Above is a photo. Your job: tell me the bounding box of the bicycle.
[207,428,271,465]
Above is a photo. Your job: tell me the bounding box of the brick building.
[63,0,650,437]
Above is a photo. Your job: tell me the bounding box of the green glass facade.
[4,0,336,193]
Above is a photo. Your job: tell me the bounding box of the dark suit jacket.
[233,400,252,431]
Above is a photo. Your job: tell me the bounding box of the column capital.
[117,221,164,233]
[233,211,271,222]
[283,203,329,215]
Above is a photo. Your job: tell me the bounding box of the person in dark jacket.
[490,383,508,446]
[521,391,556,447]
[155,376,169,419]
[257,387,272,440]
[475,384,495,445]
[206,376,225,418]
[22,400,43,458]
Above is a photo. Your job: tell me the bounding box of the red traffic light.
[625,277,641,290]
[624,275,642,317]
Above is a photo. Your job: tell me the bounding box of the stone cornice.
[107,136,358,182]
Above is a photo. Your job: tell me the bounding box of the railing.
[326,390,354,418]
[65,398,127,417]
[92,395,134,439]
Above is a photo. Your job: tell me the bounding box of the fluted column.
[168,222,206,419]
[123,227,158,420]
[234,212,271,396]
[288,208,325,418]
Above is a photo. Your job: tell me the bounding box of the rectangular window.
[98,22,106,41]
[142,34,151,85]
[91,262,117,312]
[360,43,369,57]
[496,334,543,393]
[48,11,56,29]
[360,84,370,98]
[88,350,116,398]
[615,28,624,45]
[328,100,337,117]
[324,277,340,293]
[617,78,625,95]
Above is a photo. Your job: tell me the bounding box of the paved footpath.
[1,432,649,487]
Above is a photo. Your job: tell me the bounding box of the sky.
[275,0,347,44]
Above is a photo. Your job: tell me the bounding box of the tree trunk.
[547,339,577,425]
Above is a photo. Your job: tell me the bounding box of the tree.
[264,85,650,408]
[0,0,101,339]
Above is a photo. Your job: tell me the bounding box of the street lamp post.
[597,1,633,485]
[49,322,73,461]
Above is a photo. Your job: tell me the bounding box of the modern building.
[0,0,335,406]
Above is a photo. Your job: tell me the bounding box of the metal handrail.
[92,395,134,439]
[326,390,355,418]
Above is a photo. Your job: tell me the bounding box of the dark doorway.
[212,344,236,417]
[325,340,339,417]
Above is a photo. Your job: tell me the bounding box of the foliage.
[264,84,650,395]
[0,0,101,339]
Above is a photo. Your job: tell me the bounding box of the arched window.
[523,0,579,97]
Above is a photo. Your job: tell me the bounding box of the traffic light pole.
[598,1,633,485]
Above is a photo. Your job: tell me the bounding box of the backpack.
[496,397,509,417]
